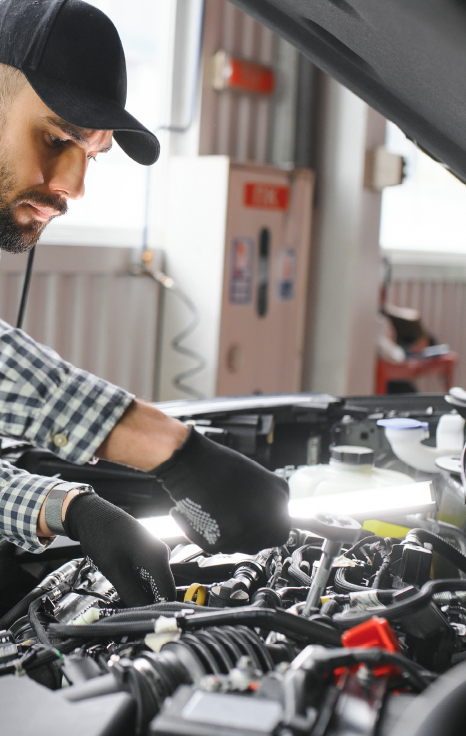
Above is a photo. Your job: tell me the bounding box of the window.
[380,122,466,254]
[41,0,176,247]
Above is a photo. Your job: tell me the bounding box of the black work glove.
[63,493,176,608]
[152,427,290,554]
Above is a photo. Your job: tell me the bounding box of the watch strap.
[44,483,94,535]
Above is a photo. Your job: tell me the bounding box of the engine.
[2,511,466,736]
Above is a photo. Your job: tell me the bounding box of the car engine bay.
[2,391,466,736]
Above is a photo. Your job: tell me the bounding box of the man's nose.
[48,147,87,201]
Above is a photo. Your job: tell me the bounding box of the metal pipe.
[303,539,342,616]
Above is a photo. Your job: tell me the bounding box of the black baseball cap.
[0,0,160,165]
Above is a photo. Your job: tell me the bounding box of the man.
[0,0,290,607]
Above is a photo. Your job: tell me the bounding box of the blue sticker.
[276,249,296,301]
[229,237,254,305]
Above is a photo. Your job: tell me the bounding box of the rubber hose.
[408,528,466,575]
[119,602,206,613]
[333,567,397,598]
[288,564,312,586]
[334,567,366,593]
[0,587,44,630]
[344,535,383,560]
[288,547,314,586]
[333,579,466,629]
[49,606,341,647]
[178,607,341,646]
[391,659,466,736]
[49,620,163,638]
[28,597,54,648]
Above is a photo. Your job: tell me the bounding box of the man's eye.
[50,134,66,145]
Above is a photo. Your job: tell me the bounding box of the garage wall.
[0,246,162,401]
[386,252,466,391]
[199,0,275,162]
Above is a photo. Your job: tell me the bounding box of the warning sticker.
[244,183,289,210]
[229,237,254,305]
[276,249,296,301]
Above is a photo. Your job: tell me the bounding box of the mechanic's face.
[0,82,113,253]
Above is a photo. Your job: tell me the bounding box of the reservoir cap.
[377,418,429,431]
[331,445,374,465]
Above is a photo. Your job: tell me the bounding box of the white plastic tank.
[288,445,414,499]
[377,414,465,474]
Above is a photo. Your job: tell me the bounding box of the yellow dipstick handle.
[184,583,207,606]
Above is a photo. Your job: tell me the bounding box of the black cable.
[334,567,366,594]
[372,541,392,590]
[344,535,384,560]
[16,245,36,329]
[48,606,341,646]
[407,528,466,575]
[0,587,44,630]
[333,578,466,629]
[333,567,397,598]
[28,597,55,648]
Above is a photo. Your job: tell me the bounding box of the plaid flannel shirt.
[0,319,134,553]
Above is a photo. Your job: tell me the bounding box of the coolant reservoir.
[288,445,414,499]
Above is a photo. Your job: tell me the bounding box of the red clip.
[342,616,401,652]
[338,616,401,679]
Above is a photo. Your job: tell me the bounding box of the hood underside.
[229,0,466,182]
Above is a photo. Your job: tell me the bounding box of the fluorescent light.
[138,515,184,539]
[138,482,435,542]
[289,481,435,521]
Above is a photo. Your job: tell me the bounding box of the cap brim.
[24,69,160,166]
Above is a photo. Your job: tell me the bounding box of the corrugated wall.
[199,0,275,162]
[0,246,162,401]
[387,276,466,391]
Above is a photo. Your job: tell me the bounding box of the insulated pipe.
[378,416,465,473]
[48,606,342,647]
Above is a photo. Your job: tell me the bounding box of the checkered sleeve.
[0,319,134,463]
[0,458,64,552]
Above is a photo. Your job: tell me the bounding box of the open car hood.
[230,0,466,182]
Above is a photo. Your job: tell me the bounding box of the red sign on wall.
[244,183,290,211]
[229,58,275,95]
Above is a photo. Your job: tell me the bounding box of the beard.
[0,159,67,254]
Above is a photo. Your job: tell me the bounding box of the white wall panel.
[0,246,162,401]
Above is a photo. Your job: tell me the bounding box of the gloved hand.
[63,493,176,607]
[152,427,291,554]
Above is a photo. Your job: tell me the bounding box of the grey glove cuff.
[44,483,94,535]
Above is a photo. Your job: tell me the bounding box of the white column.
[308,77,384,395]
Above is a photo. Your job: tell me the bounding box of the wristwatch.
[44,482,94,536]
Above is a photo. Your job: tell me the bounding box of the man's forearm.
[37,399,188,538]
[94,399,189,471]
